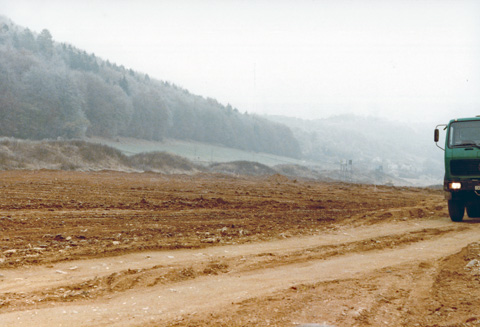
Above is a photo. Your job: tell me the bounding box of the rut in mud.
[1,170,480,326]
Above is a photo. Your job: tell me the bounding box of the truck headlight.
[449,182,462,190]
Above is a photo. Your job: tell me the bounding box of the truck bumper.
[444,179,480,192]
[444,179,480,202]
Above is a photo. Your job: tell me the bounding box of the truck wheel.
[467,205,480,218]
[448,200,465,222]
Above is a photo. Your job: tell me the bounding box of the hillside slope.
[0,16,300,158]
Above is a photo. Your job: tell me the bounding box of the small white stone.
[467,259,480,268]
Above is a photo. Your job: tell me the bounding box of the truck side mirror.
[435,124,446,151]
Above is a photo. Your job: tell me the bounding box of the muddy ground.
[1,170,480,326]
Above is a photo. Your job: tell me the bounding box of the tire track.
[1,219,478,326]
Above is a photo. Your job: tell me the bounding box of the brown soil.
[1,170,479,326]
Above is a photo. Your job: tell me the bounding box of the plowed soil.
[1,170,480,326]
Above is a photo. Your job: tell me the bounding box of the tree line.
[0,17,301,158]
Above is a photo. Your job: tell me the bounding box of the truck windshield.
[449,120,480,148]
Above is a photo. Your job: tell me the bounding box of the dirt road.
[1,171,480,326]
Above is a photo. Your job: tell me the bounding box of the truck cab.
[435,117,480,221]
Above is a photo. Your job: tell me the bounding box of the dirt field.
[1,170,480,326]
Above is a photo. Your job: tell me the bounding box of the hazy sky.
[1,0,479,123]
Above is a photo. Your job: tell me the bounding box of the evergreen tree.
[18,28,37,52]
[118,75,129,95]
[37,29,53,57]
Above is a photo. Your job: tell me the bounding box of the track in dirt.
[2,170,480,326]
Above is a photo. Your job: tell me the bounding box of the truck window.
[449,121,480,147]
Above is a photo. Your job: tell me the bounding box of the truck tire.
[448,199,465,222]
[467,204,480,218]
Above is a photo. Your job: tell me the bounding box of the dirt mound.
[209,160,277,176]
[129,151,202,174]
[264,173,294,184]
[0,138,200,174]
[274,164,329,181]
[0,139,131,171]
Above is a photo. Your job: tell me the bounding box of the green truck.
[435,117,480,222]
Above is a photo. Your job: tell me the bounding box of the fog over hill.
[267,114,443,184]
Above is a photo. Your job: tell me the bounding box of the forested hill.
[0,17,301,158]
